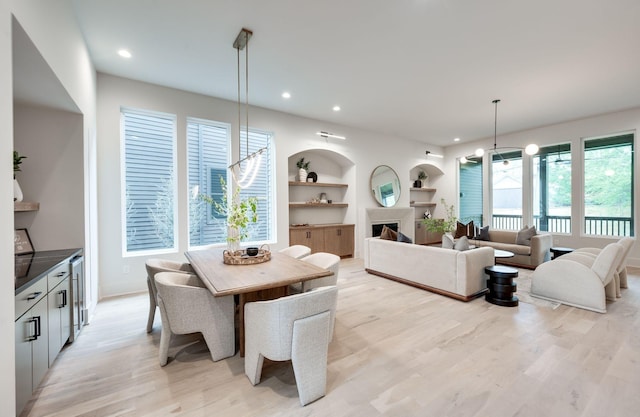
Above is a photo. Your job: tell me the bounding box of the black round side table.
[484,265,519,307]
[550,247,574,259]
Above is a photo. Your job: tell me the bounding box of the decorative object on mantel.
[228,28,267,189]
[296,157,310,182]
[200,177,258,253]
[423,198,457,247]
[424,209,432,219]
[13,151,26,202]
[14,228,34,255]
[223,244,271,265]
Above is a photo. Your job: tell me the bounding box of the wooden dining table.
[184,248,332,356]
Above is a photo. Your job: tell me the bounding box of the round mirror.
[370,165,401,207]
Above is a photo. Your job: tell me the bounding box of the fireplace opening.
[372,222,399,237]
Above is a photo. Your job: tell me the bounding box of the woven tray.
[223,244,271,265]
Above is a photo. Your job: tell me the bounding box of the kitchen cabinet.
[48,276,70,367]
[15,280,49,415]
[289,224,354,258]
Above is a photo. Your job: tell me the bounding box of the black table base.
[484,265,519,307]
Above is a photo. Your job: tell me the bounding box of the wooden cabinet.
[324,224,355,257]
[289,227,325,253]
[289,224,354,258]
[415,220,443,245]
[15,290,48,414]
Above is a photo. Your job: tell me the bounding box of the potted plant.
[414,170,427,188]
[296,157,310,182]
[200,177,258,253]
[13,151,27,202]
[422,198,457,241]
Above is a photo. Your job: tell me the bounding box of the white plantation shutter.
[240,129,273,243]
[122,108,177,253]
[187,118,230,247]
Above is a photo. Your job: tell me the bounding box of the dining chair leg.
[157,298,172,366]
[291,311,331,406]
[244,349,265,385]
[146,277,156,333]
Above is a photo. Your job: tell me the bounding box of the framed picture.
[14,228,34,255]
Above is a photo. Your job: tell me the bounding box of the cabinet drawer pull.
[27,291,42,301]
[56,272,65,277]
[62,289,68,307]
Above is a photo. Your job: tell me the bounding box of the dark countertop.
[15,248,83,295]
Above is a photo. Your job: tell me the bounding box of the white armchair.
[145,259,193,333]
[574,237,635,291]
[279,245,312,259]
[154,272,235,366]
[244,286,338,406]
[531,243,623,313]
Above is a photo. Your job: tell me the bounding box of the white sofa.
[470,229,552,269]
[363,237,495,301]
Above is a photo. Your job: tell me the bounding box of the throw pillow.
[455,221,467,239]
[397,231,413,244]
[516,225,537,246]
[475,225,490,241]
[454,236,470,251]
[441,233,454,249]
[380,225,398,241]
[455,221,475,239]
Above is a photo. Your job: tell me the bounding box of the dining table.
[184,248,332,356]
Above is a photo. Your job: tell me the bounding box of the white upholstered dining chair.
[278,245,312,259]
[244,285,338,406]
[145,259,194,333]
[154,272,235,366]
[289,252,340,294]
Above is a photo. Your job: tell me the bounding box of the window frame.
[120,107,178,257]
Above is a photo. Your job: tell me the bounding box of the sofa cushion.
[475,225,490,241]
[454,236,470,251]
[397,231,413,244]
[442,233,454,249]
[380,225,397,241]
[516,225,537,246]
[455,221,475,239]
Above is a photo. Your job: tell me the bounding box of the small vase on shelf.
[14,178,23,202]
[298,168,308,183]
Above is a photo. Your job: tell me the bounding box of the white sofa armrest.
[530,233,553,265]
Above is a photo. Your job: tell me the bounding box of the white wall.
[441,107,640,267]
[96,73,444,297]
[2,0,97,411]
[14,104,85,250]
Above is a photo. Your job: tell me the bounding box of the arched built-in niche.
[409,163,445,245]
[287,149,356,257]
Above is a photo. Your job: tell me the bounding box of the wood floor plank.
[22,261,640,417]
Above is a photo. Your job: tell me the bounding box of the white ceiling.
[70,0,640,146]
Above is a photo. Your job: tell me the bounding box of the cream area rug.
[513,268,561,309]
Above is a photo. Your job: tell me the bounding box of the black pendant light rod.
[493,99,500,150]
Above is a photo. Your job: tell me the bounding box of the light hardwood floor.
[23,260,640,417]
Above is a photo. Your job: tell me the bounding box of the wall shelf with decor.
[288,181,348,188]
[289,202,348,208]
[14,202,40,212]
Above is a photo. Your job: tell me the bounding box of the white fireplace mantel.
[365,207,415,241]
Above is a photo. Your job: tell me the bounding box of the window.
[239,129,274,243]
[491,151,522,230]
[533,144,571,233]
[583,133,634,237]
[187,118,230,247]
[459,156,483,226]
[122,108,177,254]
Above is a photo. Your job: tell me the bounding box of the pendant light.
[462,99,538,164]
[228,28,266,188]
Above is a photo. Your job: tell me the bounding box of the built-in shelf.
[14,201,40,212]
[289,181,348,188]
[410,202,437,208]
[289,202,348,208]
[409,187,436,192]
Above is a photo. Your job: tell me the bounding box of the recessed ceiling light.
[281,92,291,99]
[454,137,460,142]
[118,49,132,58]
[332,105,341,112]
